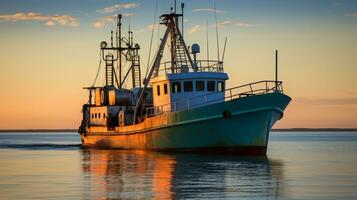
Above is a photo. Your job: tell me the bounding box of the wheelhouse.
[151,71,228,112]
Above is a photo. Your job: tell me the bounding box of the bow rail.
[146,80,283,117]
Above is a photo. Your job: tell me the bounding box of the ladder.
[105,54,114,86]
[131,54,141,88]
[175,35,188,71]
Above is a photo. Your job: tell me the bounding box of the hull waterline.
[81,93,291,155]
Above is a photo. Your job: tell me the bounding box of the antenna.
[111,30,114,47]
[206,20,209,62]
[181,3,184,40]
[275,50,279,90]
[145,0,158,80]
[214,2,220,61]
[116,30,118,46]
[128,5,132,33]
[117,0,121,88]
[128,17,131,34]
[174,0,177,13]
[128,6,132,47]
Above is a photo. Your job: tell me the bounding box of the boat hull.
[81,93,291,155]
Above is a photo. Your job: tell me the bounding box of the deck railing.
[155,60,224,76]
[145,80,283,117]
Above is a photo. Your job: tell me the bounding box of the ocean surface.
[0,132,357,200]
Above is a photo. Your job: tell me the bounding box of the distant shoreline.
[0,129,77,133]
[0,128,356,133]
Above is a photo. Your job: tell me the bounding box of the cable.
[145,0,159,79]
[92,49,102,87]
[214,1,220,61]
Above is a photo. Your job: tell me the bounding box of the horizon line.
[0,128,357,133]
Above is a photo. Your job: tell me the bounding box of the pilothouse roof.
[152,72,228,83]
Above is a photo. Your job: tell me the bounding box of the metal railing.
[155,60,224,77]
[145,80,283,117]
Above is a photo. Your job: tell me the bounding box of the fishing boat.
[78,4,291,155]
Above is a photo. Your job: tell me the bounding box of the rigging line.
[206,19,209,62]
[222,37,227,63]
[112,66,121,88]
[157,18,161,51]
[119,59,129,86]
[145,0,159,79]
[214,1,220,61]
[92,49,102,87]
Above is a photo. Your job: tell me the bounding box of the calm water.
[0,132,357,200]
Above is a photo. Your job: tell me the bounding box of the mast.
[133,26,171,122]
[118,14,122,88]
[100,15,141,89]
[133,8,195,122]
[181,3,184,40]
[170,7,176,73]
[275,50,278,90]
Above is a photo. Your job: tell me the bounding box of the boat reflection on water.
[81,148,285,199]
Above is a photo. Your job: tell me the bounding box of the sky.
[0,0,356,129]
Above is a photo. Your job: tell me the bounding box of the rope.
[92,49,102,87]
[145,0,159,79]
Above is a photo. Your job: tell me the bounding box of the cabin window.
[98,113,101,118]
[95,113,97,118]
[184,81,193,92]
[157,85,161,96]
[91,113,94,119]
[172,82,181,93]
[103,113,106,119]
[164,83,168,94]
[196,81,205,91]
[207,81,215,91]
[217,81,225,92]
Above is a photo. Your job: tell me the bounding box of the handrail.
[146,80,283,117]
[154,60,224,77]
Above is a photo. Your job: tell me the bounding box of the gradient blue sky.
[0,0,356,129]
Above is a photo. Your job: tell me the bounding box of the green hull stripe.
[88,106,283,136]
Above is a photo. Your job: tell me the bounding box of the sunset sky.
[0,0,356,129]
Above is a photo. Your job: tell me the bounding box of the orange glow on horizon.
[0,1,356,129]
